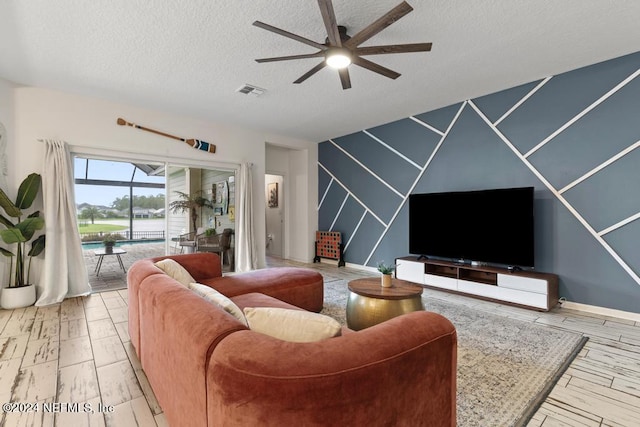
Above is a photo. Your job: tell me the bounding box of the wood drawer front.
[458,280,548,309]
[497,274,548,294]
[424,274,457,291]
[396,260,425,284]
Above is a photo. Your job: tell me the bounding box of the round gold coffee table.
[346,277,424,330]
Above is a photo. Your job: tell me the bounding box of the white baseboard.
[560,300,640,322]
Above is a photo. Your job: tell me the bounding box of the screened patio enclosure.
[74,157,166,242]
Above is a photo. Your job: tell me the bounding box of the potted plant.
[169,191,214,233]
[102,234,117,253]
[0,173,46,309]
[377,261,396,288]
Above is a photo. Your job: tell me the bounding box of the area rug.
[320,278,588,427]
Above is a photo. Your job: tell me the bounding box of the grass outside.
[77,223,128,233]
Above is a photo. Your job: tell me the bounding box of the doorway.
[265,174,284,258]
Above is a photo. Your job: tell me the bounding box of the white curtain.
[36,140,90,306]
[235,162,257,272]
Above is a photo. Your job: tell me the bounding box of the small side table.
[346,277,424,330]
[94,248,127,276]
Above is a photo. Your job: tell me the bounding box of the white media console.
[395,256,559,311]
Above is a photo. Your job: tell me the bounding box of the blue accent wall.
[318,51,640,313]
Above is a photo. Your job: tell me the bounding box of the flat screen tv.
[409,187,534,268]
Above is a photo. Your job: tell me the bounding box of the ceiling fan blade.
[317,0,342,47]
[354,43,432,56]
[338,68,351,90]
[294,61,327,84]
[253,21,328,51]
[256,52,325,63]
[352,56,401,80]
[345,1,413,48]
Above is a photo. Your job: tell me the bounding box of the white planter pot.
[1,284,36,309]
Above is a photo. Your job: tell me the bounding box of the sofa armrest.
[150,252,222,280]
[207,311,457,426]
[139,276,246,427]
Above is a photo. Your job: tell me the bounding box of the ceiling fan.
[253,0,432,90]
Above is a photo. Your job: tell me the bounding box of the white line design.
[363,102,468,266]
[329,139,404,198]
[317,176,333,210]
[409,116,445,136]
[344,210,368,252]
[317,162,387,227]
[560,139,640,194]
[329,193,349,231]
[494,77,552,126]
[599,211,640,237]
[362,130,421,169]
[525,68,640,159]
[469,100,640,286]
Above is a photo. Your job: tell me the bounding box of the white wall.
[266,144,318,263]
[0,77,17,286]
[0,77,16,193]
[265,174,284,257]
[10,86,317,269]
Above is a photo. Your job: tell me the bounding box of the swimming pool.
[81,239,165,249]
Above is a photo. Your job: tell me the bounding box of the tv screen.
[409,187,534,268]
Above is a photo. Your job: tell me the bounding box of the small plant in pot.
[0,173,46,309]
[377,261,396,288]
[102,234,117,253]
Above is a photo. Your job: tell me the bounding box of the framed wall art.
[268,182,278,208]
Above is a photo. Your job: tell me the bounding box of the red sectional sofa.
[127,253,457,427]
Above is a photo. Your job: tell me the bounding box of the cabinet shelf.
[395,256,559,311]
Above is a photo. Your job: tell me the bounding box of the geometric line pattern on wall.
[363,102,467,266]
[317,177,334,210]
[493,77,551,126]
[362,129,422,169]
[470,79,640,287]
[409,116,445,136]
[329,193,350,231]
[317,51,640,310]
[317,162,387,226]
[328,138,404,197]
[524,68,640,159]
[559,139,640,196]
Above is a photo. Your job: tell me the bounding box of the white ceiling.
[1,0,639,142]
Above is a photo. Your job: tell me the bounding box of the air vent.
[236,84,266,96]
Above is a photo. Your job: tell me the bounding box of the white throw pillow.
[189,283,248,326]
[243,307,342,343]
[154,259,196,287]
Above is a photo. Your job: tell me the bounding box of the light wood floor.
[1,257,639,426]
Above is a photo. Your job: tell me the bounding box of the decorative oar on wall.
[116,118,216,154]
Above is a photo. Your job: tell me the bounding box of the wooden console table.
[395,256,559,311]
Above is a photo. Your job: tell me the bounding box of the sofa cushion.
[154,259,196,287]
[190,283,248,326]
[243,307,341,343]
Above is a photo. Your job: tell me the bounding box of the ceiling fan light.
[326,51,351,69]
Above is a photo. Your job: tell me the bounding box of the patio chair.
[197,228,233,269]
[178,227,204,254]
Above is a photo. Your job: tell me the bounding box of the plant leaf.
[0,247,14,257]
[28,234,46,257]
[15,173,42,210]
[17,217,45,241]
[0,213,15,229]
[0,188,21,218]
[0,228,26,244]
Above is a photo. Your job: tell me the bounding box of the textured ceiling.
[1,0,639,142]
